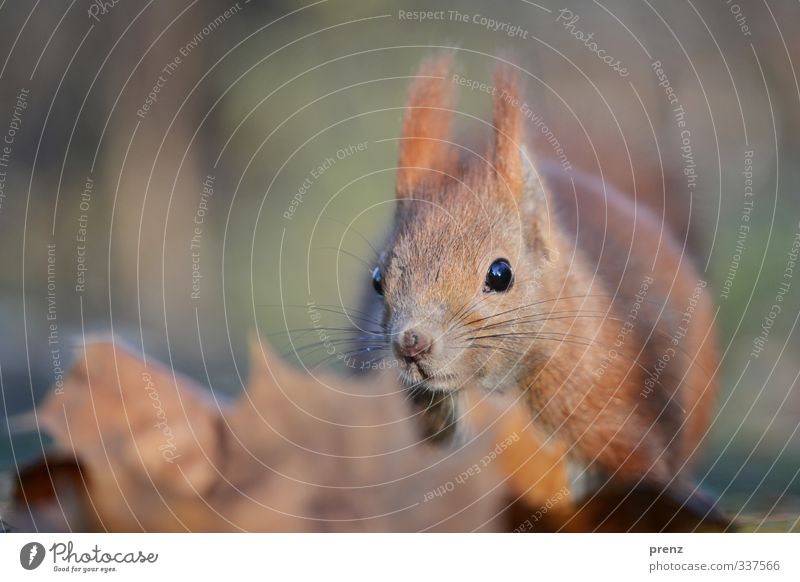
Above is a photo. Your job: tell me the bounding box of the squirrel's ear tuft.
[491,62,525,202]
[396,53,457,197]
[520,143,547,214]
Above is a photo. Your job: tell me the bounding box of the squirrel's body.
[516,160,716,483]
[361,55,717,488]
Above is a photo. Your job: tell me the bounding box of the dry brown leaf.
[13,338,513,532]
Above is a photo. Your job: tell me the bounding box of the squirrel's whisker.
[319,246,376,272]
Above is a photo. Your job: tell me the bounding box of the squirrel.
[357,53,718,489]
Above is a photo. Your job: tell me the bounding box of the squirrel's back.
[533,159,717,480]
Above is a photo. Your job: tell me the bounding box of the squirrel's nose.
[394,328,433,361]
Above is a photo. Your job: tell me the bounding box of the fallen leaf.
[12,338,508,532]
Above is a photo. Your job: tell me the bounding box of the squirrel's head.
[372,54,558,408]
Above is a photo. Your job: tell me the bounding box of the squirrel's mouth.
[399,362,458,392]
[404,374,463,443]
[396,360,463,442]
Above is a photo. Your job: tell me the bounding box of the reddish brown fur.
[491,64,524,197]
[365,56,717,489]
[396,53,458,196]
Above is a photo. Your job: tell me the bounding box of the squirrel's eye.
[484,259,513,293]
[372,266,384,296]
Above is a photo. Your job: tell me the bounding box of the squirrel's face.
[372,183,549,395]
[369,54,551,401]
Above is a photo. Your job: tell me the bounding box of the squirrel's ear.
[521,143,547,214]
[396,53,457,197]
[491,63,525,203]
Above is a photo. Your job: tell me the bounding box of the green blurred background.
[0,0,798,523]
